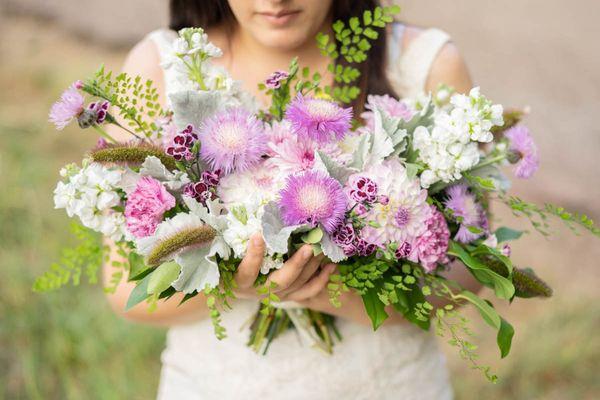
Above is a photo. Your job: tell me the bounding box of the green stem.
[470,154,507,172]
[93,124,117,144]
[111,119,146,142]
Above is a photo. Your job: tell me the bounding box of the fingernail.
[302,246,313,259]
[252,235,263,246]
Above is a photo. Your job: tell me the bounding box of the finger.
[235,234,265,289]
[278,254,325,297]
[285,264,336,302]
[267,245,314,291]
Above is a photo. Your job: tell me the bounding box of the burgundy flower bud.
[501,244,511,257]
[354,204,368,216]
[88,100,110,124]
[332,223,356,247]
[356,239,377,257]
[166,124,199,162]
[349,176,378,204]
[395,241,412,259]
[265,70,289,89]
[201,170,221,187]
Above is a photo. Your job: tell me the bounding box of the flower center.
[394,207,411,228]
[217,123,246,153]
[298,183,329,217]
[306,99,338,119]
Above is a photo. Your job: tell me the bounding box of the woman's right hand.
[233,234,335,301]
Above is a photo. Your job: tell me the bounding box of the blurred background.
[1,0,598,399]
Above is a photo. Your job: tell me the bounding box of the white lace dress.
[149,24,454,400]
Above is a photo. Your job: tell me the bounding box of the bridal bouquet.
[37,6,598,381]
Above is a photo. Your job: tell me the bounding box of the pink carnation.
[408,205,450,273]
[125,176,176,238]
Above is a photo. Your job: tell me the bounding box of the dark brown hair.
[168,0,397,113]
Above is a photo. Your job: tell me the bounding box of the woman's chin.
[251,29,315,51]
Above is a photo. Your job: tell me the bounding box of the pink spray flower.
[49,82,85,130]
[505,126,540,179]
[360,94,413,130]
[444,184,488,243]
[125,176,176,238]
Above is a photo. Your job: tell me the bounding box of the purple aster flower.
[444,184,488,243]
[265,70,289,89]
[166,124,199,161]
[408,205,450,273]
[278,170,347,233]
[199,108,267,174]
[284,94,352,143]
[505,126,540,179]
[49,82,85,130]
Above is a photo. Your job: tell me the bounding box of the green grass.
[0,117,165,400]
[0,21,165,399]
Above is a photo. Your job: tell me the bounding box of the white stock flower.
[413,124,481,188]
[449,87,504,143]
[222,201,264,259]
[53,162,130,241]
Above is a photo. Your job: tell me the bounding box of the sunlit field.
[1,15,598,399]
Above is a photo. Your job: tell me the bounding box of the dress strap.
[387,28,451,99]
[387,22,406,67]
[148,29,178,63]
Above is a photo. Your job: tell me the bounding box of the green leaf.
[302,227,324,244]
[459,290,501,330]
[363,27,378,40]
[497,318,515,358]
[448,241,515,299]
[494,227,524,243]
[363,10,373,25]
[147,261,181,295]
[362,287,389,330]
[392,287,430,330]
[128,251,151,281]
[125,273,152,311]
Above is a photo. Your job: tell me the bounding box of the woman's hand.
[232,234,336,301]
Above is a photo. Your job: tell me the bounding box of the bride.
[104,1,480,398]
